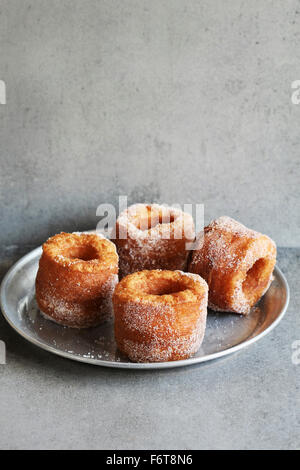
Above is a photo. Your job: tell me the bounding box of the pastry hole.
[65,245,99,261]
[242,258,268,299]
[136,211,176,231]
[142,279,186,296]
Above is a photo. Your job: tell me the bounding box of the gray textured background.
[1,0,300,247]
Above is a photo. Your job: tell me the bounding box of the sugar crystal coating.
[113,269,208,362]
[112,204,195,278]
[36,232,119,328]
[189,216,276,314]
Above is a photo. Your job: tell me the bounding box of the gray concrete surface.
[0,0,300,247]
[0,246,299,450]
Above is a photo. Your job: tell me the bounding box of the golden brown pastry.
[36,232,118,328]
[188,216,276,314]
[113,269,208,362]
[112,204,195,278]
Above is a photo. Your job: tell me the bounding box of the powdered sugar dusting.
[36,232,119,328]
[189,216,276,315]
[37,272,118,328]
[176,270,208,289]
[122,321,205,363]
[114,204,195,277]
[212,216,260,238]
[114,270,208,362]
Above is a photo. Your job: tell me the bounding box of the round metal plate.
[0,245,289,369]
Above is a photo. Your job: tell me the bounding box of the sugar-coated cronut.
[36,232,118,328]
[113,270,208,362]
[112,204,195,278]
[188,216,276,314]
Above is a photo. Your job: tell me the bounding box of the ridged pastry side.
[188,216,276,314]
[113,269,208,362]
[36,232,118,328]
